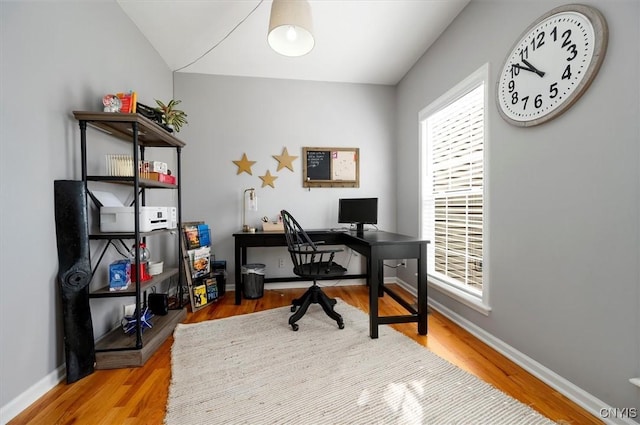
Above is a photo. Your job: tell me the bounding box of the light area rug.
[166,299,555,425]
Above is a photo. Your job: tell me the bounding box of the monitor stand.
[355,223,364,234]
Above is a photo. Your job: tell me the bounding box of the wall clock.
[496,4,608,127]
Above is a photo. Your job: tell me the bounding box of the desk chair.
[281,210,346,331]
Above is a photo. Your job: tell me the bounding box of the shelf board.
[89,227,176,240]
[94,308,186,369]
[87,175,176,189]
[73,111,186,148]
[90,268,179,297]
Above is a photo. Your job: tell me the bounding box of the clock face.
[496,5,607,127]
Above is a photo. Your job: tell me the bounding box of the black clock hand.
[511,63,545,77]
[521,59,545,77]
[511,63,537,74]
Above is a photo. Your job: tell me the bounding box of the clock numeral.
[534,94,543,108]
[510,66,520,79]
[530,31,545,51]
[549,82,558,98]
[551,26,558,42]
[509,91,546,111]
[562,64,572,80]
[519,46,529,61]
[508,80,515,93]
[561,29,572,48]
[566,43,578,61]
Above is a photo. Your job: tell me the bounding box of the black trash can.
[242,263,266,299]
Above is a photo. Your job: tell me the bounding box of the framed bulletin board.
[303,147,359,188]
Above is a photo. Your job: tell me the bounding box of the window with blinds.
[420,74,485,296]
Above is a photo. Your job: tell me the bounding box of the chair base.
[289,283,344,331]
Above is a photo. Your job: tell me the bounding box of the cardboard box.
[262,222,284,232]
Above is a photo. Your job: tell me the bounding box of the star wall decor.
[232,153,256,175]
[259,170,278,188]
[273,147,298,172]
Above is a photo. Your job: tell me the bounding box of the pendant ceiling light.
[268,0,314,57]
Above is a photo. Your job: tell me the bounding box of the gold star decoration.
[232,153,256,175]
[259,170,278,188]
[273,147,298,172]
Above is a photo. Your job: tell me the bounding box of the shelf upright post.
[132,121,143,349]
[176,146,183,307]
[79,120,87,183]
[140,146,146,208]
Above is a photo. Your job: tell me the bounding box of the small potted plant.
[154,99,188,132]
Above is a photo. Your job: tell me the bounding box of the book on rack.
[184,225,200,249]
[205,277,218,302]
[197,223,211,247]
[193,284,207,307]
[188,246,210,278]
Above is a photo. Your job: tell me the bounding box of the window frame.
[418,63,491,315]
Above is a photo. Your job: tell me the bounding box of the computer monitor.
[338,198,378,233]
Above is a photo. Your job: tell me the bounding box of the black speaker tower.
[54,180,95,383]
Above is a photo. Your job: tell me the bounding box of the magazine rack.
[181,221,222,312]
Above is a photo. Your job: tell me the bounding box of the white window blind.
[423,84,484,293]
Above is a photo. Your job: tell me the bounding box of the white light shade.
[268,0,314,57]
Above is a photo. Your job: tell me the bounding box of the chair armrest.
[315,247,344,255]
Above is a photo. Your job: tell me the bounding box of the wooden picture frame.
[303,147,359,188]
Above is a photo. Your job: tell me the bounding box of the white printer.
[94,191,172,233]
[100,206,170,232]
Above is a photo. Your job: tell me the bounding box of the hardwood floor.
[8,284,602,424]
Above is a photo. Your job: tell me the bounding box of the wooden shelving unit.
[73,111,187,369]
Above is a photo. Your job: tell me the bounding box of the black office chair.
[281,210,346,331]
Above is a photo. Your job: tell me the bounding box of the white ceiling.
[117,0,470,85]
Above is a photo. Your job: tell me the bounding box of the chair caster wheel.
[291,305,296,312]
[291,323,299,331]
[338,322,345,329]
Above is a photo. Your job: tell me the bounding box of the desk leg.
[417,242,428,335]
[378,259,384,297]
[369,250,379,339]
[234,242,243,305]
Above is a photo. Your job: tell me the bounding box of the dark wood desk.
[233,229,429,338]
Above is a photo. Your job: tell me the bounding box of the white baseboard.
[393,277,636,425]
[0,365,65,425]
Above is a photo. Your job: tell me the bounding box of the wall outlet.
[278,258,285,268]
[401,259,407,268]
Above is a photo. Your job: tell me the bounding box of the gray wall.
[173,73,397,282]
[0,0,173,415]
[396,0,639,415]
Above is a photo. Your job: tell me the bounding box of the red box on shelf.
[145,172,176,185]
